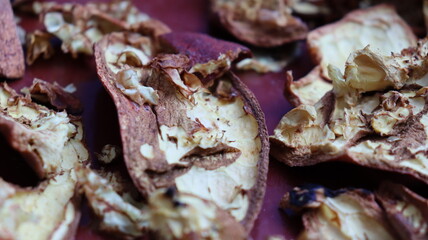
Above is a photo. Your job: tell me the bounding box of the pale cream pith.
[0,172,78,240]
[289,5,417,106]
[0,87,87,176]
[311,6,416,77]
[170,86,260,221]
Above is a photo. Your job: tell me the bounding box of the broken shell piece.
[0,0,25,79]
[281,185,398,240]
[376,182,428,240]
[25,30,54,65]
[95,32,268,232]
[0,171,81,240]
[271,39,428,184]
[34,0,170,59]
[211,0,308,47]
[0,80,88,178]
[78,168,246,239]
[286,4,417,106]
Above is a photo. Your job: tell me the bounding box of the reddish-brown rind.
[376,182,428,240]
[94,32,269,232]
[211,0,308,47]
[0,0,25,79]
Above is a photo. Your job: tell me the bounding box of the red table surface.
[5,0,427,239]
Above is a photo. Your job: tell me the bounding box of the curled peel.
[95,32,268,232]
[286,4,417,106]
[211,0,308,47]
[0,79,89,240]
[271,39,428,184]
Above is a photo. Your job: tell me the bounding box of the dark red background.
[5,0,427,239]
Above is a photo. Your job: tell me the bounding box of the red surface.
[9,0,427,239]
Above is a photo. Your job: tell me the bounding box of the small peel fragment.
[0,0,25,79]
[272,39,428,184]
[96,144,121,164]
[286,4,417,106]
[23,79,83,114]
[211,0,308,47]
[25,30,54,65]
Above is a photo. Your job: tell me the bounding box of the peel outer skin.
[94,32,269,233]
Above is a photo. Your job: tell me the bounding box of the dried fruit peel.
[281,185,428,240]
[282,184,428,240]
[28,0,170,62]
[376,182,428,239]
[272,39,428,184]
[211,0,308,47]
[0,80,89,240]
[286,4,417,106]
[0,0,25,78]
[95,32,268,231]
[78,167,246,239]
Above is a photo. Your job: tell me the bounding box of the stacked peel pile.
[1,0,428,239]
